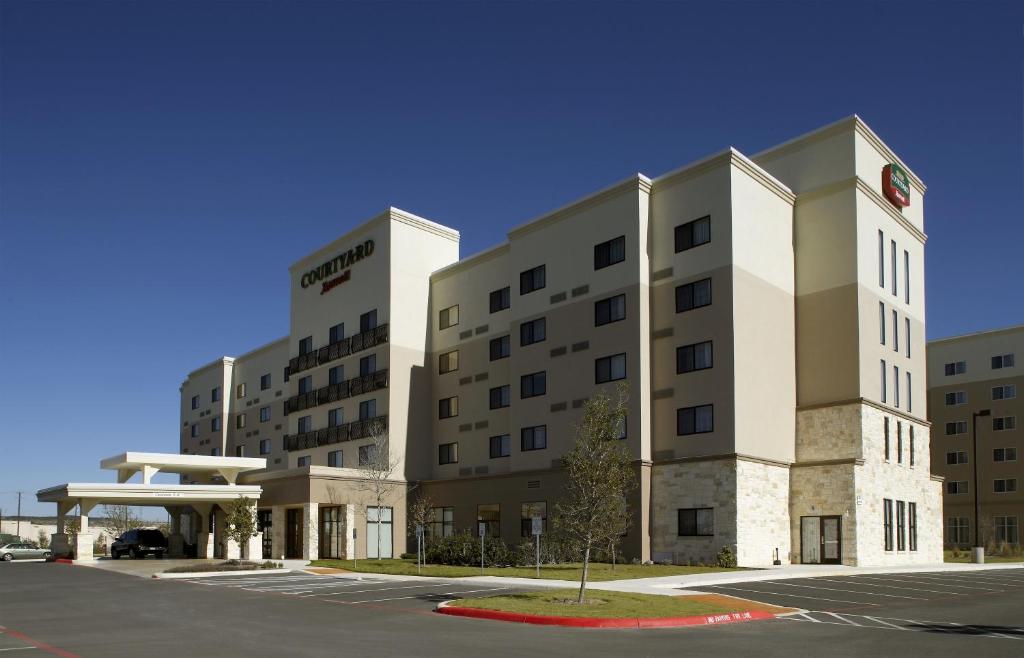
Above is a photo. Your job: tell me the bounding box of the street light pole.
[971,409,991,564]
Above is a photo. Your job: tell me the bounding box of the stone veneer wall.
[651,460,737,565]
[789,462,858,564]
[735,460,791,566]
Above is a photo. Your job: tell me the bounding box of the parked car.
[110,529,168,559]
[0,542,52,561]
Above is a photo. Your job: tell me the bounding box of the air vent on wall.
[550,346,567,358]
[474,420,489,429]
[459,423,472,432]
[459,376,472,385]
[550,291,567,304]
[527,480,541,489]
[571,285,589,297]
[475,325,489,335]
[459,467,472,476]
[550,402,567,412]
[474,372,488,382]
[572,398,588,409]
[571,341,589,352]
[652,267,673,281]
[459,330,473,340]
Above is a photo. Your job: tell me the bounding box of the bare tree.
[101,504,143,539]
[554,383,636,604]
[355,420,401,560]
[406,491,434,571]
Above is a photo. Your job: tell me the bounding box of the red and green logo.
[882,163,911,208]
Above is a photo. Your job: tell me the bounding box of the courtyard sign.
[299,239,375,295]
[882,164,911,208]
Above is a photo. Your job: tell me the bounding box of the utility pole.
[16,492,22,540]
[971,409,991,564]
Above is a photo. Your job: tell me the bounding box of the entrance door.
[821,516,841,564]
[286,508,303,559]
[257,510,273,559]
[319,506,345,559]
[366,507,393,559]
[800,516,842,564]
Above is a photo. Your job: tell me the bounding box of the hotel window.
[883,417,890,461]
[211,416,222,432]
[477,504,500,538]
[595,353,627,384]
[678,508,714,536]
[490,334,511,360]
[329,322,345,344]
[992,354,1015,369]
[892,310,898,352]
[944,361,967,376]
[908,502,917,551]
[233,445,244,457]
[994,478,1018,493]
[259,439,270,455]
[896,500,906,551]
[883,498,893,551]
[297,455,310,467]
[994,516,1019,544]
[890,240,897,296]
[439,305,459,330]
[521,371,547,398]
[236,414,246,430]
[298,375,312,395]
[191,395,200,410]
[879,302,886,345]
[489,385,510,410]
[677,341,713,374]
[359,354,376,377]
[260,373,271,390]
[439,350,459,375]
[237,383,246,399]
[594,235,626,270]
[909,426,915,466]
[946,451,968,465]
[905,318,911,358]
[190,424,198,438]
[328,407,344,427]
[438,442,458,465]
[327,450,342,467]
[298,415,312,433]
[993,384,1017,400]
[329,365,344,386]
[521,502,548,536]
[360,309,378,332]
[490,286,511,313]
[594,294,626,326]
[520,264,546,295]
[906,372,912,413]
[994,447,1018,462]
[945,391,967,406]
[211,447,221,456]
[675,278,711,313]
[429,507,454,539]
[945,421,967,435]
[896,421,903,463]
[880,360,887,403]
[520,318,546,346]
[675,216,711,253]
[489,434,510,458]
[284,366,290,383]
[358,444,378,466]
[894,365,900,407]
[947,480,968,495]
[993,416,1017,431]
[947,517,969,544]
[298,336,313,355]
[677,405,714,435]
[211,387,221,402]
[878,230,885,288]
[521,425,547,451]
[359,399,376,420]
[438,396,459,419]
[904,250,910,303]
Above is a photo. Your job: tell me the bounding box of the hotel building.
[928,325,1021,548]
[178,115,942,567]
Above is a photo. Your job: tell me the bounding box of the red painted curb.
[54,559,74,564]
[435,603,775,628]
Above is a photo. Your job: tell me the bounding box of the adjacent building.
[927,325,1021,548]
[179,115,942,566]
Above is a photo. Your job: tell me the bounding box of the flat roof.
[100,452,267,475]
[36,483,262,506]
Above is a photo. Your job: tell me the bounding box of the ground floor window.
[257,510,273,560]
[946,517,969,545]
[366,506,393,559]
[677,508,714,536]
[908,502,917,551]
[429,506,454,539]
[478,504,500,537]
[883,498,894,551]
[994,516,1019,544]
[520,501,547,537]
[896,500,906,551]
[319,506,346,559]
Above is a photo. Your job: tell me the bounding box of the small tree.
[554,383,635,604]
[223,497,259,560]
[38,529,50,548]
[355,420,401,560]
[407,491,434,571]
[102,504,144,539]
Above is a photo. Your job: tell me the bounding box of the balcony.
[284,369,389,415]
[288,324,389,376]
[284,415,389,452]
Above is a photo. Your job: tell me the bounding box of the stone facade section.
[651,460,737,565]
[789,462,858,564]
[735,460,791,566]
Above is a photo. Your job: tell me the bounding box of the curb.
[434,601,776,628]
[54,559,74,564]
[153,568,292,579]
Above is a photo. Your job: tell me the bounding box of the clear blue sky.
[1,1,1021,516]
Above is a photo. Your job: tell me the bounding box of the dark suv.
[111,529,168,559]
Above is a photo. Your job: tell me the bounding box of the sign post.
[531,516,543,578]
[352,527,358,570]
[415,524,424,574]
[478,522,487,574]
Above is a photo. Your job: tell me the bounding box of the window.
[328,407,344,427]
[521,372,547,398]
[490,434,510,458]
[358,444,378,466]
[994,447,1018,462]
[429,507,454,539]
[992,354,1015,369]
[235,445,245,457]
[677,405,714,435]
[883,417,890,461]
[994,516,1019,544]
[905,318,911,358]
[439,305,459,330]
[896,500,906,551]
[878,230,885,287]
[489,385,510,410]
[298,376,312,395]
[894,365,900,408]
[945,421,967,435]
[477,504,500,538]
[879,302,886,345]
[438,442,458,465]
[439,350,459,374]
[880,360,887,403]
[438,396,459,419]
[993,416,1017,431]
[298,415,312,433]
[211,387,221,402]
[360,309,378,332]
[359,354,376,377]
[947,480,968,495]
[909,426,915,466]
[892,310,898,352]
[594,235,626,270]
[993,384,1017,400]
[359,399,376,420]
[675,278,712,313]
[490,335,511,360]
[520,265,546,295]
[944,361,967,376]
[904,250,910,303]
[328,322,345,344]
[520,318,546,346]
[947,517,969,545]
[595,354,626,384]
[946,451,968,465]
[908,502,917,551]
[994,478,1018,493]
[259,439,271,455]
[594,294,626,326]
[260,373,271,391]
[298,336,313,355]
[896,421,903,464]
[329,365,344,386]
[520,502,547,536]
[211,447,221,456]
[236,414,246,430]
[906,372,912,413]
[284,366,290,383]
[191,395,199,410]
[678,508,714,536]
[883,498,894,551]
[945,391,967,406]
[328,450,343,467]
[297,455,310,467]
[259,406,270,423]
[237,383,246,399]
[891,240,897,296]
[677,341,713,373]
[490,286,511,313]
[190,423,198,438]
[211,416,222,432]
[675,216,711,252]
[521,425,547,451]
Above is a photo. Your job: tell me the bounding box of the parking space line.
[703,585,880,607]
[829,576,970,595]
[914,572,1024,584]
[0,648,37,652]
[857,575,1004,591]
[864,616,909,631]
[329,586,510,605]
[768,581,924,600]
[823,612,861,626]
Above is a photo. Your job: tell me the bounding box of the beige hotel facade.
[178,115,942,567]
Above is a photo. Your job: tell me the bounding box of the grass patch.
[450,589,745,618]
[163,560,284,574]
[308,558,742,581]
[944,550,1024,563]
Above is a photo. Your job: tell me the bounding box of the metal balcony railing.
[284,369,389,416]
[287,324,389,376]
[284,414,388,452]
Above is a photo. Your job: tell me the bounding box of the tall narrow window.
[894,365,900,408]
[904,250,910,303]
[896,421,903,464]
[908,502,917,551]
[883,417,890,461]
[883,498,894,551]
[892,310,898,352]
[896,500,906,551]
[905,318,911,358]
[878,230,885,288]
[891,240,897,296]
[906,371,912,413]
[881,360,887,403]
[329,322,345,344]
[879,302,886,345]
[909,426,915,466]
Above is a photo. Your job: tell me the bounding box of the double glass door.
[800,516,841,564]
[319,506,346,559]
[286,509,303,559]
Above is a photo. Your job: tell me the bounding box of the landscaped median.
[435,589,793,629]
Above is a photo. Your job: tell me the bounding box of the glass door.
[286,508,303,559]
[257,510,273,559]
[319,506,345,559]
[800,516,820,564]
[821,516,841,564]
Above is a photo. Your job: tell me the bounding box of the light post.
[971,409,991,564]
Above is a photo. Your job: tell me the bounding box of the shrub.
[716,546,737,568]
[425,531,513,567]
[399,552,417,560]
